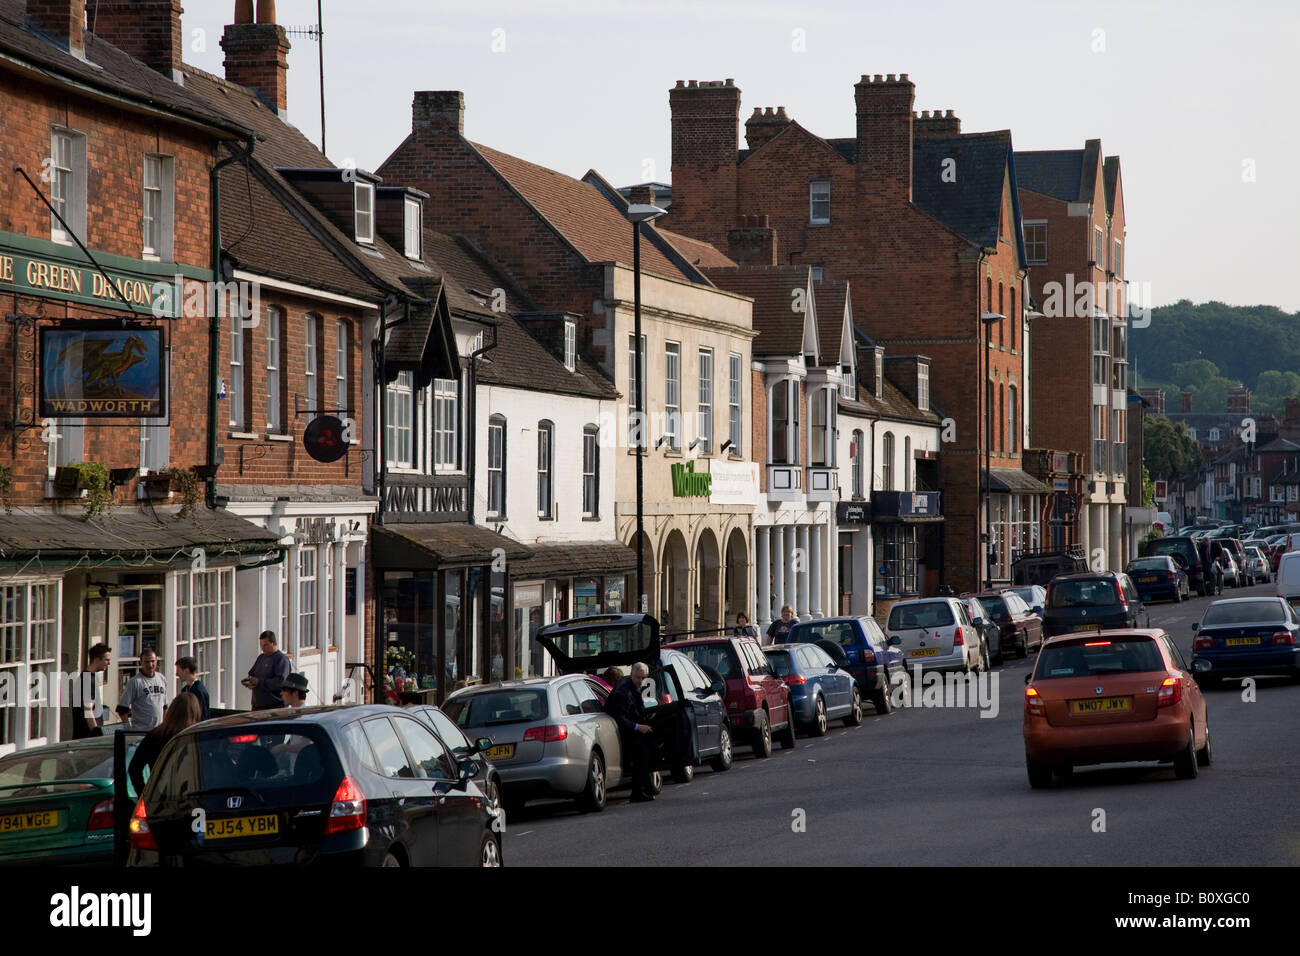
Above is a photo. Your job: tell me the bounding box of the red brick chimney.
[726,215,777,266]
[855,73,914,203]
[669,79,741,250]
[221,0,290,113]
[626,184,656,207]
[744,106,790,150]
[413,91,465,137]
[1286,398,1300,427]
[27,0,85,56]
[913,109,960,140]
[1226,385,1251,415]
[86,0,183,76]
[1181,390,1194,413]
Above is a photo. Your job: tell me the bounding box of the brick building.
[663,74,1048,591]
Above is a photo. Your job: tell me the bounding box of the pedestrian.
[1213,553,1225,595]
[604,662,655,803]
[732,612,758,638]
[243,630,290,710]
[175,656,210,721]
[281,672,309,708]
[766,605,796,644]
[597,666,624,691]
[128,692,202,794]
[116,648,167,731]
[71,643,111,739]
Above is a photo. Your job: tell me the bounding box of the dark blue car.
[1191,597,1300,686]
[1126,555,1189,603]
[781,616,905,715]
[762,644,861,736]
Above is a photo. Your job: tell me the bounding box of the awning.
[371,521,532,570]
[0,506,284,569]
[507,541,637,580]
[981,468,1054,495]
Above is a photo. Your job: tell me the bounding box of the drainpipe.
[465,322,499,527]
[207,136,257,508]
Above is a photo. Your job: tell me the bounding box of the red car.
[1023,629,1210,788]
[664,636,795,757]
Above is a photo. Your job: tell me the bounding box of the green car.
[0,735,141,866]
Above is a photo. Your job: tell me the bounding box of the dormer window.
[840,365,854,400]
[403,196,422,259]
[564,320,576,372]
[355,182,375,244]
[918,363,930,412]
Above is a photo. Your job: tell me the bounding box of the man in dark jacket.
[242,630,290,709]
[604,662,655,802]
[176,656,210,721]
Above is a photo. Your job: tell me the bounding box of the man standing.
[766,604,796,644]
[71,643,111,738]
[604,662,656,803]
[243,630,290,710]
[281,673,309,708]
[176,656,210,721]
[116,649,167,731]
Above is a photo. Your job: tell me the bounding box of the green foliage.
[1144,417,1201,480]
[72,462,112,521]
[163,467,201,520]
[0,465,11,515]
[1142,465,1155,508]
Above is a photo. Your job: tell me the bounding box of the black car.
[128,705,501,867]
[1041,571,1145,639]
[1142,536,1214,597]
[405,704,503,808]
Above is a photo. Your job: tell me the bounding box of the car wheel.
[844,687,864,726]
[1016,632,1029,659]
[1053,764,1073,781]
[872,673,893,715]
[980,641,991,673]
[382,850,404,867]
[710,725,734,772]
[1173,723,1199,780]
[1197,722,1212,767]
[811,696,828,737]
[647,769,664,796]
[481,833,502,868]
[1026,755,1053,789]
[776,707,797,750]
[483,776,501,810]
[751,710,773,758]
[672,762,695,784]
[577,752,607,812]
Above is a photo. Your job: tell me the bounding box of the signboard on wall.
[40,323,166,417]
[1154,480,1168,502]
[707,459,759,506]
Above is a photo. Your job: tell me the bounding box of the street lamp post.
[981,312,1004,590]
[628,203,667,613]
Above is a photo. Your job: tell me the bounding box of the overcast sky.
[185,0,1300,312]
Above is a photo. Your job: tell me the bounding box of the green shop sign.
[671,460,712,498]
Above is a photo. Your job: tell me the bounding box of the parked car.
[0,734,143,866]
[1041,571,1145,639]
[885,597,985,673]
[961,597,1004,666]
[1125,555,1189,603]
[1007,585,1047,618]
[1023,629,1210,787]
[762,644,862,735]
[405,704,502,808]
[1219,538,1252,586]
[664,633,795,757]
[1191,597,1300,686]
[780,616,905,713]
[1244,546,1272,585]
[1278,552,1300,609]
[539,614,735,783]
[128,705,502,867]
[1010,549,1088,587]
[1141,536,1214,596]
[971,590,1045,659]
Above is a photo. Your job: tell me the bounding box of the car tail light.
[522,723,569,743]
[1165,572,1177,582]
[1194,637,1213,650]
[744,688,759,710]
[1084,641,1111,647]
[128,795,156,851]
[951,629,963,647]
[1157,676,1182,708]
[1115,584,1128,608]
[324,775,367,835]
[782,674,806,686]
[86,798,114,832]
[861,649,875,663]
[1272,631,1295,645]
[228,734,258,743]
[1025,686,1045,717]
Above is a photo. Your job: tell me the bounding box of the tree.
[1144,417,1201,480]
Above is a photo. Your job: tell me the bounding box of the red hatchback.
[1023,629,1210,788]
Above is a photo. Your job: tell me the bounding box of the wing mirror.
[473,736,492,754]
[972,616,984,627]
[1191,622,1199,632]
[709,680,725,696]
[887,636,902,646]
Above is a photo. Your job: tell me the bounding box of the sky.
[184,0,1300,312]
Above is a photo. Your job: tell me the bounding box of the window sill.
[228,431,259,440]
[662,450,683,459]
[142,252,161,263]
[582,515,601,522]
[266,433,292,443]
[487,513,507,522]
[45,481,87,500]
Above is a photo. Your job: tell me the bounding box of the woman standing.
[128,692,202,794]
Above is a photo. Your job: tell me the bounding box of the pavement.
[505,580,1300,866]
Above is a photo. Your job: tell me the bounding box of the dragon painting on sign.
[40,326,164,417]
[54,334,149,393]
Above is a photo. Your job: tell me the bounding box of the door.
[362,717,439,865]
[391,714,482,865]
[645,663,695,770]
[676,656,720,756]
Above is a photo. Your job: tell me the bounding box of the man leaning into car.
[605,662,656,803]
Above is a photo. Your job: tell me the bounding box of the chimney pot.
[222,5,291,112]
[234,0,253,23]
[255,0,275,21]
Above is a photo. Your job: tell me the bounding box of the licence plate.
[0,810,59,834]
[1071,697,1131,714]
[909,648,940,658]
[1072,624,1100,631]
[486,744,515,760]
[1138,576,1157,583]
[204,814,279,840]
[1225,637,1261,646]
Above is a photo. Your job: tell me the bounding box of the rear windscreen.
[887,602,954,630]
[790,622,859,647]
[1048,579,1120,608]
[443,688,549,728]
[763,650,794,677]
[549,623,655,659]
[1145,539,1197,565]
[1035,639,1164,678]
[1128,558,1169,571]
[976,597,1008,620]
[0,741,138,795]
[193,730,333,795]
[1201,601,1285,626]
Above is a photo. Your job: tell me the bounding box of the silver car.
[885,597,983,673]
[442,675,653,813]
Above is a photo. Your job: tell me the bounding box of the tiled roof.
[703,265,811,358]
[814,280,849,364]
[371,522,531,569]
[1015,149,1086,202]
[912,131,1013,248]
[658,228,736,269]
[1258,438,1300,453]
[508,541,638,580]
[1103,156,1120,215]
[180,65,326,168]
[469,143,693,282]
[839,375,941,426]
[0,0,248,137]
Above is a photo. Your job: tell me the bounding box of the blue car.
[1126,555,1189,603]
[762,644,862,736]
[781,616,906,715]
[1191,596,1300,686]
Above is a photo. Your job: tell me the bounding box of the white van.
[1276,551,1300,608]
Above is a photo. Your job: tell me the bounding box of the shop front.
[870,491,943,623]
[835,500,872,616]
